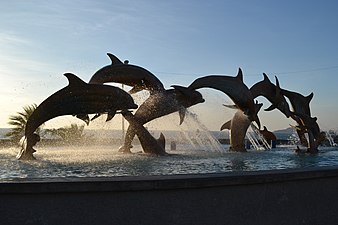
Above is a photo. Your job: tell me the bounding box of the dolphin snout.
[130,103,138,109]
[198,97,205,104]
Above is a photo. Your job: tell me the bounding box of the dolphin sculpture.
[220,103,263,152]
[121,111,166,155]
[250,73,292,118]
[17,73,138,160]
[259,126,277,145]
[280,88,322,153]
[281,88,313,123]
[187,68,261,128]
[89,53,165,94]
[119,86,205,153]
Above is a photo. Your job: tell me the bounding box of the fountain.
[1,53,338,225]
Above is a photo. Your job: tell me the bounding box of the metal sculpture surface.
[119,86,204,153]
[220,103,263,152]
[280,88,322,153]
[122,111,166,155]
[89,53,165,94]
[187,68,261,129]
[250,73,292,118]
[17,73,137,160]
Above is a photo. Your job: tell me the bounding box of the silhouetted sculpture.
[17,73,137,160]
[122,111,166,155]
[249,72,323,153]
[280,88,322,153]
[119,86,204,153]
[16,52,326,158]
[87,54,204,154]
[250,73,292,118]
[187,68,261,129]
[221,103,263,152]
[89,53,165,94]
[259,126,277,148]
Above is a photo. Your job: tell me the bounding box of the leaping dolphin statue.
[220,103,263,152]
[89,53,165,94]
[250,73,292,118]
[17,73,138,160]
[187,68,261,128]
[259,126,277,145]
[121,111,166,155]
[119,86,205,153]
[280,88,322,153]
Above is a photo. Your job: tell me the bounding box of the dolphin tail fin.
[16,134,39,160]
[220,120,231,131]
[157,133,166,151]
[16,136,27,159]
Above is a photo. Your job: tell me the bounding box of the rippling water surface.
[1,145,338,180]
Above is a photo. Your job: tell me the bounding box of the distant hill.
[273,127,294,140]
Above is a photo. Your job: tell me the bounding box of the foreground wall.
[1,166,338,225]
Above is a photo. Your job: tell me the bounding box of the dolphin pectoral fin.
[76,114,90,125]
[107,53,123,65]
[91,113,101,121]
[178,107,186,125]
[264,104,276,111]
[220,120,231,131]
[106,111,116,122]
[223,104,238,109]
[157,133,166,151]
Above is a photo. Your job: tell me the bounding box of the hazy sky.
[1,0,338,131]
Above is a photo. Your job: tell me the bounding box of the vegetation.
[45,123,86,143]
[5,104,41,141]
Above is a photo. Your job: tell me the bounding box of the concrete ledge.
[1,166,338,225]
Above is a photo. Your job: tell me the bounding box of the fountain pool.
[1,145,338,225]
[1,144,338,180]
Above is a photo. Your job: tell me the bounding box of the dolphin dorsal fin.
[236,68,243,82]
[306,92,314,103]
[64,73,87,87]
[263,73,273,84]
[275,76,281,96]
[263,73,269,81]
[107,53,123,65]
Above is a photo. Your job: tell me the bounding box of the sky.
[1,0,338,132]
